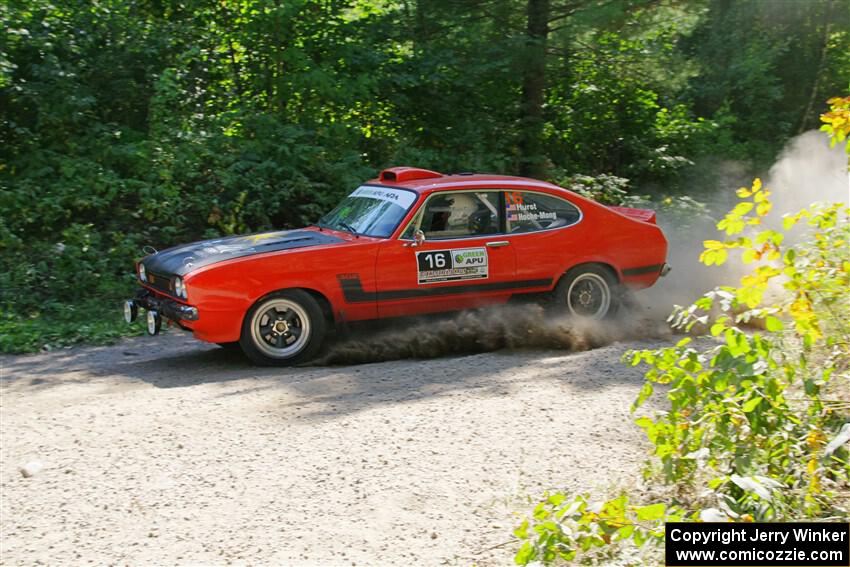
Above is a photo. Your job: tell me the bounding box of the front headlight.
[173,276,187,299]
[138,263,147,282]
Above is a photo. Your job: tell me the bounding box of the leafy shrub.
[544,29,719,186]
[555,172,714,232]
[0,300,144,353]
[558,173,631,205]
[513,178,850,564]
[820,94,850,155]
[514,493,676,565]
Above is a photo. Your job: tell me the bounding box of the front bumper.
[126,288,198,334]
[136,288,198,321]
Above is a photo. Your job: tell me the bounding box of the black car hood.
[141,230,345,276]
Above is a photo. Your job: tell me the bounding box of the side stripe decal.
[622,264,664,276]
[337,275,552,303]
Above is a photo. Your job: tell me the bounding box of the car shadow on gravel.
[1,339,666,419]
[1,309,672,414]
[0,332,256,389]
[276,342,667,420]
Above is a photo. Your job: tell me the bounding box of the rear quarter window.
[506,191,581,234]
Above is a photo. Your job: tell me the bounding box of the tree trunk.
[796,0,833,135]
[518,0,550,178]
[413,0,433,56]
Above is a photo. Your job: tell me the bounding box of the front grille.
[146,271,174,296]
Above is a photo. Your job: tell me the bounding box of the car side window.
[405,191,502,239]
[505,191,581,234]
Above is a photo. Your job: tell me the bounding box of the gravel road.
[1,329,665,566]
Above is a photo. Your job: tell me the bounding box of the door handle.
[486,241,510,247]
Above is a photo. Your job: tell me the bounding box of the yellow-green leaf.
[636,503,666,521]
[514,519,529,539]
[732,202,754,216]
[765,316,783,332]
[742,397,762,412]
[515,541,535,565]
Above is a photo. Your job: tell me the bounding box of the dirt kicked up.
[1,321,667,566]
[319,304,671,365]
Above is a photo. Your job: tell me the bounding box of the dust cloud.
[636,129,848,318]
[318,304,671,365]
[766,130,848,219]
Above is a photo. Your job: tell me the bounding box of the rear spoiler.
[609,206,656,225]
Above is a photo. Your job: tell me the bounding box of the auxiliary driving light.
[146,309,161,335]
[173,276,186,299]
[124,300,138,324]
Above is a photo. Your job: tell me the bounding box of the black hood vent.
[142,230,345,276]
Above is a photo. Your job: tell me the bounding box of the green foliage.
[685,0,850,165]
[557,172,713,231]
[545,29,717,185]
[636,181,849,518]
[821,94,850,155]
[558,173,631,205]
[514,179,850,564]
[0,301,143,353]
[513,493,677,565]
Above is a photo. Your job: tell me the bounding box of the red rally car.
[125,167,669,365]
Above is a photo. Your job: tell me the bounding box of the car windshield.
[317,185,417,238]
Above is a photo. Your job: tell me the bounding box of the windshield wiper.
[337,221,358,235]
[315,219,358,236]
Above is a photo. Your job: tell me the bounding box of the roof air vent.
[379,167,443,183]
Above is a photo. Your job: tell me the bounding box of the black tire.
[553,264,618,320]
[238,289,327,366]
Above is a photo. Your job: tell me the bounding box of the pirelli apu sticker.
[416,248,488,284]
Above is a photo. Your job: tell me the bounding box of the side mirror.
[406,229,426,247]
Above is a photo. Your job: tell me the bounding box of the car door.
[504,189,585,285]
[375,190,517,319]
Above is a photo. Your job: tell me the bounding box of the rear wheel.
[553,265,617,320]
[239,290,327,366]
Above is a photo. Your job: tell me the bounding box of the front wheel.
[553,265,617,320]
[239,290,327,366]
